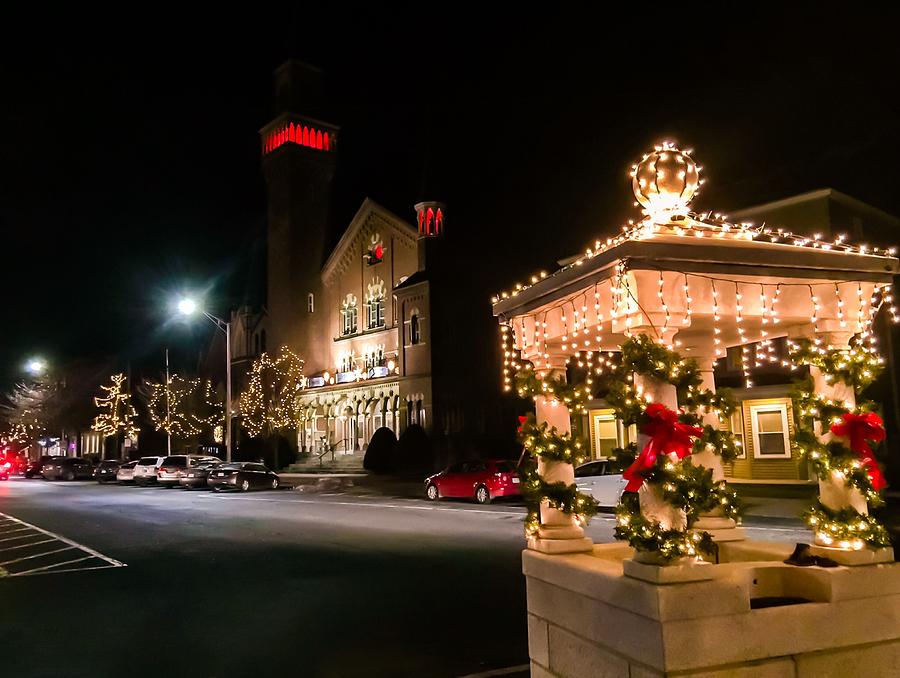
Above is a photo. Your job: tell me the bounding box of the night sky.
[3,5,899,391]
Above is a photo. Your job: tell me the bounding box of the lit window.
[591,412,620,459]
[341,294,358,336]
[308,293,315,314]
[365,278,386,330]
[749,403,791,458]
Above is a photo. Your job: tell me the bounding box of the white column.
[529,357,593,554]
[632,372,688,535]
[809,331,869,527]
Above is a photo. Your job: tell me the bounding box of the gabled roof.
[731,188,900,228]
[321,198,418,285]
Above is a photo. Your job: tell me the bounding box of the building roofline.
[731,188,900,227]
[320,198,417,281]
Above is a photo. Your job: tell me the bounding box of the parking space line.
[0,513,127,577]
[0,526,33,536]
[14,555,96,576]
[199,494,529,516]
[0,533,48,544]
[0,538,57,552]
[0,546,75,567]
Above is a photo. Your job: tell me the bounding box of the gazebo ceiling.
[493,143,899,382]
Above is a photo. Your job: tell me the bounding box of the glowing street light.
[176,298,232,462]
[25,358,47,376]
[177,298,197,316]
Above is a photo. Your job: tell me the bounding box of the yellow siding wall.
[725,398,808,481]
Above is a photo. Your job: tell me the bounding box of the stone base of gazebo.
[525,542,900,677]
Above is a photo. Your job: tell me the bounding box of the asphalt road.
[0,478,810,678]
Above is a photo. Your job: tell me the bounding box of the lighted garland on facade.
[789,344,891,549]
[517,414,599,537]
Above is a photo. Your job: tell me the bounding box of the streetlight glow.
[177,298,197,316]
[25,358,46,375]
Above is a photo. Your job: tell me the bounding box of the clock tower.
[261,60,338,365]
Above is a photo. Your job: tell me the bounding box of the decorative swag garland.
[514,333,743,559]
[790,342,891,548]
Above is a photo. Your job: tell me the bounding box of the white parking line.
[0,511,126,577]
[0,546,74,566]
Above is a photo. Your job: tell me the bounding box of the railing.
[316,439,349,466]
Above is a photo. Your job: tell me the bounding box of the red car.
[424,459,521,504]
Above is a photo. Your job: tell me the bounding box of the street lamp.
[178,298,232,462]
[25,358,47,376]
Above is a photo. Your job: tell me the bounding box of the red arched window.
[417,210,424,233]
[426,207,434,235]
[316,129,323,149]
[323,132,330,151]
[302,127,310,146]
[289,123,296,143]
[435,208,443,234]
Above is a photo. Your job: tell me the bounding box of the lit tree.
[0,380,57,452]
[239,347,305,468]
[142,376,224,440]
[92,374,139,458]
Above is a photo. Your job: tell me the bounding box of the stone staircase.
[284,451,367,474]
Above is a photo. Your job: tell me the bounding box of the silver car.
[132,456,165,485]
[116,460,138,484]
[157,455,222,487]
[574,460,628,507]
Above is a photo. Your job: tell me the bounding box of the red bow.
[517,416,528,433]
[623,403,703,492]
[830,412,887,492]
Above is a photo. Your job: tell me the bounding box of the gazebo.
[492,143,900,677]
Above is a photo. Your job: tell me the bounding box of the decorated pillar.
[680,335,746,542]
[790,330,893,564]
[527,357,593,554]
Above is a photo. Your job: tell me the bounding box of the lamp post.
[178,299,232,462]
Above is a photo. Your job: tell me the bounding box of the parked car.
[424,459,521,504]
[25,455,61,479]
[178,459,223,489]
[207,462,280,492]
[157,455,222,488]
[0,460,10,481]
[94,460,122,484]
[116,460,138,484]
[1,454,27,475]
[133,456,165,485]
[42,457,94,481]
[574,460,627,507]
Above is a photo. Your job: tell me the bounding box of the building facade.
[253,62,453,457]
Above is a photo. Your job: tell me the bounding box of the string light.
[240,347,306,438]
[92,373,140,439]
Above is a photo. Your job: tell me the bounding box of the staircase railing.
[316,439,349,466]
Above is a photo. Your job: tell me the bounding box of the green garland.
[615,494,715,562]
[792,429,883,506]
[788,344,891,550]
[515,365,591,414]
[694,425,742,464]
[803,499,891,549]
[517,415,598,537]
[789,337,884,392]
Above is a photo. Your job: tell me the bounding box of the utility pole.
[165,348,172,456]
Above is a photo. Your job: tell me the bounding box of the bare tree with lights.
[0,380,58,455]
[92,373,140,459]
[239,347,305,469]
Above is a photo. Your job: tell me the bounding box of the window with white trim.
[340,294,358,336]
[591,411,619,459]
[749,403,791,458]
[307,293,315,313]
[365,278,386,330]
